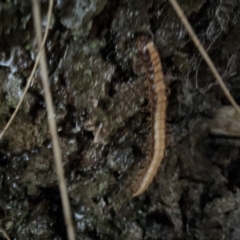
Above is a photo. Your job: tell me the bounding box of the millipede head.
[136,36,150,54]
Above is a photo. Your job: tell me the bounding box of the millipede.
[133,36,167,197]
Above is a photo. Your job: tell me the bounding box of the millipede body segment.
[133,39,167,197]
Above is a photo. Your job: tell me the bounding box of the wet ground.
[1,0,240,239]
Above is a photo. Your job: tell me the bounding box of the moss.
[58,0,108,38]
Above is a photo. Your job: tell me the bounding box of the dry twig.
[0,0,53,140]
[31,1,76,240]
[168,0,240,114]
[0,228,11,240]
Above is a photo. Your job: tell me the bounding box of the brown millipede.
[133,37,167,197]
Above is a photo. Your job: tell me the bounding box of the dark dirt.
[0,0,240,239]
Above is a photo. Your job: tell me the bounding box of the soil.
[0,0,240,239]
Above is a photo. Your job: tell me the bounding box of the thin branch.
[168,0,240,114]
[0,228,11,240]
[0,0,53,140]
[31,1,76,240]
